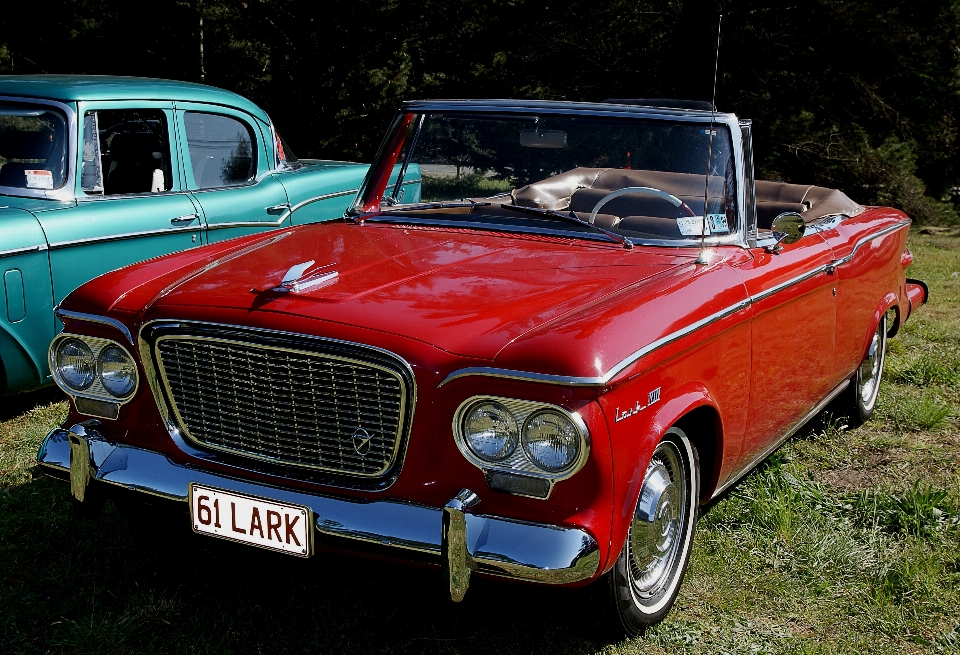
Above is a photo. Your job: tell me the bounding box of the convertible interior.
[460,167,863,239]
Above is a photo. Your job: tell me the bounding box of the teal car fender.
[0,206,55,394]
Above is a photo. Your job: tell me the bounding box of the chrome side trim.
[0,243,48,259]
[47,225,200,250]
[207,188,361,230]
[55,308,133,344]
[439,220,911,389]
[825,219,911,272]
[439,298,752,388]
[711,378,850,498]
[37,429,601,587]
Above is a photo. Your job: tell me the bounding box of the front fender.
[596,379,723,574]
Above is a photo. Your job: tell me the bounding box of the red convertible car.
[37,99,926,634]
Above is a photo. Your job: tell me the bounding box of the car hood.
[97,222,688,361]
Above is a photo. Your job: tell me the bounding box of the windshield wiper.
[380,200,491,212]
[498,204,634,250]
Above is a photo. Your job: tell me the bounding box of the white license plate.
[189,484,313,557]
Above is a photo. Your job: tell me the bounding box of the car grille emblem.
[352,428,372,455]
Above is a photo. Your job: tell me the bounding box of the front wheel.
[606,427,699,635]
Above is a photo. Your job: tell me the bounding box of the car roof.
[402,99,737,121]
[0,75,270,123]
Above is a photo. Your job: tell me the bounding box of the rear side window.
[184,112,257,189]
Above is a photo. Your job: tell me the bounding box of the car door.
[39,101,203,306]
[174,103,291,244]
[733,229,838,467]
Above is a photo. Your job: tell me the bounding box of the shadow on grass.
[0,386,65,422]
[0,476,613,655]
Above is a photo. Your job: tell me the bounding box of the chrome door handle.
[266,203,291,215]
[171,213,199,225]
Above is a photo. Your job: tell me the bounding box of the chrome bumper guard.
[38,425,601,599]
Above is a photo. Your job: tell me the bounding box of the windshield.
[0,102,68,191]
[354,111,739,245]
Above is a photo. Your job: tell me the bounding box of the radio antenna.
[696,8,723,266]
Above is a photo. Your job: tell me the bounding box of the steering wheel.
[588,186,696,224]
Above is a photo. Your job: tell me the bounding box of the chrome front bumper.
[37,425,600,599]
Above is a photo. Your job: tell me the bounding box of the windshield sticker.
[25,170,53,189]
[677,215,711,236]
[706,213,729,233]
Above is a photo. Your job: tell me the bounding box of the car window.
[83,109,173,196]
[183,112,257,189]
[275,131,301,170]
[0,102,68,190]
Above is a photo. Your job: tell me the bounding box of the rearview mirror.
[519,129,567,148]
[769,212,805,252]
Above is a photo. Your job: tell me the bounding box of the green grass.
[2,229,959,654]
[421,172,513,201]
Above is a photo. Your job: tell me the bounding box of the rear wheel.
[838,315,887,428]
[606,427,699,636]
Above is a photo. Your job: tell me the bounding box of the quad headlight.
[98,345,137,398]
[50,334,139,404]
[462,400,519,462]
[454,396,589,489]
[54,338,96,391]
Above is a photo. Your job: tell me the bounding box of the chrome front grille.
[155,336,408,476]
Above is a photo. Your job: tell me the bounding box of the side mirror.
[768,212,805,252]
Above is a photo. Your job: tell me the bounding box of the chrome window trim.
[439,219,911,389]
[0,95,77,201]
[388,102,749,249]
[138,320,418,485]
[55,308,134,344]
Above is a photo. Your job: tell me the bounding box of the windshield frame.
[0,96,77,201]
[351,100,749,249]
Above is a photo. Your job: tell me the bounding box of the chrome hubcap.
[858,321,885,407]
[629,442,686,598]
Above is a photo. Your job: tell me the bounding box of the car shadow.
[0,386,65,422]
[1,473,618,654]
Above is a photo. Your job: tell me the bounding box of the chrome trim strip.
[711,379,850,499]
[0,243,48,258]
[48,225,200,249]
[37,428,600,586]
[439,298,752,388]
[207,188,361,230]
[439,220,910,388]
[826,219,911,272]
[54,308,133,344]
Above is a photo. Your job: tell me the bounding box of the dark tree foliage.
[2,0,958,222]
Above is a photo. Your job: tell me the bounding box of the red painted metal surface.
[56,202,917,583]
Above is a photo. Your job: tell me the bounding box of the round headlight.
[98,345,137,398]
[522,410,581,472]
[462,401,519,462]
[55,339,96,391]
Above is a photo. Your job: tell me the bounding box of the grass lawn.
[1,229,957,654]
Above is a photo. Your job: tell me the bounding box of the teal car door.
[175,104,291,243]
[38,102,203,305]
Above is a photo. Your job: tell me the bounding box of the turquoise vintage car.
[0,76,414,396]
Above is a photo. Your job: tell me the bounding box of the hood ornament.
[264,260,339,294]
